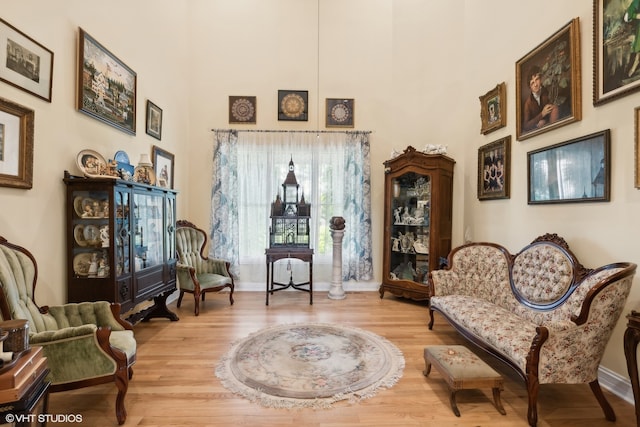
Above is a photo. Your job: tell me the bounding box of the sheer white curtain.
[211,130,372,285]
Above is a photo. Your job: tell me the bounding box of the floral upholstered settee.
[428,233,636,427]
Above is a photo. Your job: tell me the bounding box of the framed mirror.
[527,130,610,204]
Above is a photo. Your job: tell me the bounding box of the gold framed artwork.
[0,97,34,189]
[635,106,640,188]
[326,98,354,128]
[278,90,308,121]
[479,83,506,135]
[0,18,54,102]
[594,0,640,105]
[477,136,510,201]
[77,28,136,135]
[229,96,256,124]
[516,18,581,141]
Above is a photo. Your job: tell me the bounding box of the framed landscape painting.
[516,18,581,141]
[594,0,640,105]
[0,18,54,102]
[77,28,136,135]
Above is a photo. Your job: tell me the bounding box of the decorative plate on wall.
[326,98,354,128]
[229,96,257,124]
[278,90,308,121]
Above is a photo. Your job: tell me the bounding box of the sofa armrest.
[429,269,460,296]
[29,324,98,344]
[201,258,231,276]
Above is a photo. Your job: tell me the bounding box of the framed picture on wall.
[528,130,610,204]
[326,98,354,128]
[229,96,256,124]
[594,0,640,105]
[635,106,640,188]
[0,97,34,189]
[479,83,506,135]
[278,90,308,121]
[0,18,54,102]
[145,100,162,140]
[152,145,174,189]
[77,28,137,135]
[516,18,581,141]
[477,136,510,200]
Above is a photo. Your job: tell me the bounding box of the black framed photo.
[152,145,174,189]
[278,90,308,121]
[516,18,581,141]
[528,130,610,204]
[0,97,34,189]
[326,98,354,128]
[0,18,54,102]
[146,100,162,140]
[77,28,136,135]
[477,136,511,200]
[229,96,256,124]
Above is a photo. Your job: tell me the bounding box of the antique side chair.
[175,220,234,315]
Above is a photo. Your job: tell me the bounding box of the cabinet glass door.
[389,173,431,283]
[165,194,176,262]
[133,192,163,270]
[71,189,110,278]
[114,189,131,277]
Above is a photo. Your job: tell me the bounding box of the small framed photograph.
[0,19,54,102]
[516,18,581,141]
[479,83,506,135]
[229,96,256,124]
[77,28,136,135]
[278,90,308,121]
[528,130,610,204]
[326,98,354,128]
[146,100,162,140]
[152,145,174,189]
[477,136,511,200]
[0,97,34,189]
[594,0,640,105]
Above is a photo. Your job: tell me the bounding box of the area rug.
[215,322,405,409]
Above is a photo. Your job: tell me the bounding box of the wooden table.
[625,310,640,427]
[423,345,506,417]
[265,247,313,306]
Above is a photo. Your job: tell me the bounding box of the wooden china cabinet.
[63,171,179,323]
[379,146,455,301]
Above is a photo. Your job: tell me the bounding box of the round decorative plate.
[230,98,255,122]
[76,150,107,178]
[73,196,84,217]
[330,103,350,123]
[83,225,100,244]
[113,150,130,164]
[281,93,305,119]
[74,224,88,247]
[73,253,94,276]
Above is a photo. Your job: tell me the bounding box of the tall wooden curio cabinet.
[379,146,455,301]
[63,171,179,323]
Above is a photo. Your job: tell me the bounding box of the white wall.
[1,0,638,386]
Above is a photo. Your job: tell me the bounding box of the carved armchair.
[175,220,234,315]
[0,236,136,425]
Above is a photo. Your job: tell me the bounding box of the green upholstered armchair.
[0,236,136,425]
[176,220,234,315]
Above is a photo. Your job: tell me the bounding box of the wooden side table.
[265,247,313,305]
[625,310,640,427]
[0,346,50,426]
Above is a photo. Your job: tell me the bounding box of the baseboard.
[599,365,634,405]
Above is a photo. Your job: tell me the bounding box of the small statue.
[100,226,109,248]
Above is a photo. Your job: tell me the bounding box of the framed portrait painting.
[528,130,610,204]
[152,145,174,189]
[77,28,136,135]
[477,136,511,200]
[0,97,34,189]
[145,100,162,140]
[0,18,54,102]
[516,18,581,141]
[278,90,308,121]
[479,83,506,135]
[594,0,640,105]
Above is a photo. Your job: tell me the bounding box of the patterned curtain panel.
[210,130,372,282]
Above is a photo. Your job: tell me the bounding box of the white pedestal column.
[328,216,346,300]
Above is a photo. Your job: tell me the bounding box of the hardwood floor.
[48,291,637,426]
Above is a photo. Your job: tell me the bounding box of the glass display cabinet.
[379,146,455,301]
[63,171,178,323]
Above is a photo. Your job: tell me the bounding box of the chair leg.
[590,379,616,421]
[193,291,200,316]
[177,291,184,307]
[114,364,130,425]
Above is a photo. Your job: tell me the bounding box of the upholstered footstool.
[423,345,506,417]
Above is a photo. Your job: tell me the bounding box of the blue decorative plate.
[113,150,130,164]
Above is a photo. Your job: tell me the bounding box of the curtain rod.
[211,129,372,134]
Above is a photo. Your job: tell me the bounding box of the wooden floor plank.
[47,291,637,426]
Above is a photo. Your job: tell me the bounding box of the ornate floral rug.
[215,323,405,409]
